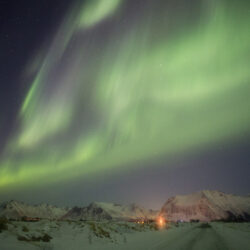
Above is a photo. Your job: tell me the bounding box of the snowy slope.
[160,190,250,222]
[62,202,158,221]
[1,220,250,250]
[0,200,69,219]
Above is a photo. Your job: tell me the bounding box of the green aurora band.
[0,0,250,189]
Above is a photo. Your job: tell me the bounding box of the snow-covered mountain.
[62,202,158,221]
[0,200,69,220]
[0,200,157,221]
[160,190,250,222]
[2,190,249,222]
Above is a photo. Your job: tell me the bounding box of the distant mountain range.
[0,200,69,220]
[160,190,250,222]
[62,202,158,221]
[0,200,157,221]
[1,190,250,222]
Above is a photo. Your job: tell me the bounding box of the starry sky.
[0,0,250,209]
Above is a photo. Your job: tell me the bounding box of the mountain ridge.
[62,201,158,221]
[160,190,250,222]
[0,200,69,220]
[1,190,250,222]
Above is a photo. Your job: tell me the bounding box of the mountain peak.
[161,190,250,222]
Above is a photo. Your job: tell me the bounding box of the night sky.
[0,0,250,209]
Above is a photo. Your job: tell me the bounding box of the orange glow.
[159,218,163,225]
[157,216,166,229]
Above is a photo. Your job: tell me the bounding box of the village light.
[157,216,166,229]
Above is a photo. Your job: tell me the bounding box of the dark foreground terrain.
[0,220,250,250]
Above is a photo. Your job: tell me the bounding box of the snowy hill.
[0,200,69,220]
[62,202,158,221]
[160,190,250,222]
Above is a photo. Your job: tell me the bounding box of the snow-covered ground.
[1,220,250,250]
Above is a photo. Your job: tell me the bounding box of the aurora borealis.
[0,0,250,206]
